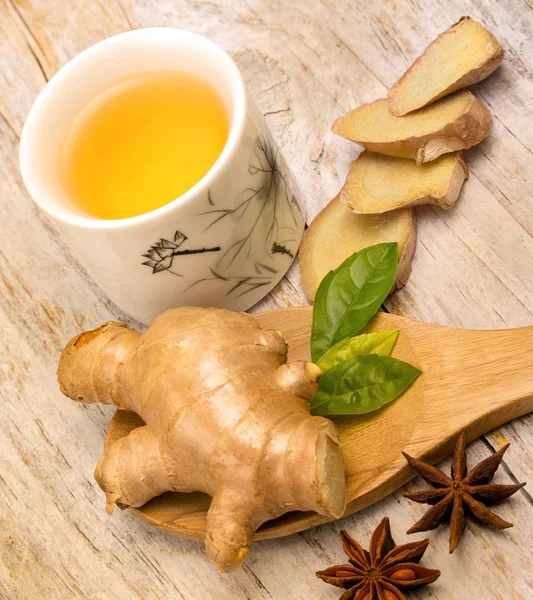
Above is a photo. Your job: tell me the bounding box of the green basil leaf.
[310,255,359,363]
[311,354,421,416]
[317,330,399,372]
[310,243,398,362]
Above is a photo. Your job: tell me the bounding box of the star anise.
[403,431,526,553]
[316,518,440,600]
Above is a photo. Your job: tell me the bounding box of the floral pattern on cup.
[142,231,221,275]
[141,135,303,298]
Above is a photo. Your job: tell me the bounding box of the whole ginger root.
[58,307,346,571]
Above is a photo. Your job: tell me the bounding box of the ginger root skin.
[299,195,416,302]
[58,307,346,572]
[332,91,491,165]
[341,151,468,214]
[388,17,503,116]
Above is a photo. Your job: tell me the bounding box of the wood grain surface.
[1,1,533,598]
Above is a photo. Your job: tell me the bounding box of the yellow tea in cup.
[61,71,229,219]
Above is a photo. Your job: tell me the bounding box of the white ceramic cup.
[20,28,305,324]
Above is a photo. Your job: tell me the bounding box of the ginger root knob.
[57,307,346,571]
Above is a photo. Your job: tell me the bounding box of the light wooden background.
[1,1,532,598]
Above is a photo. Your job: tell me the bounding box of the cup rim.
[19,28,247,230]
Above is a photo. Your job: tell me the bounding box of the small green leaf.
[317,330,399,372]
[310,255,358,363]
[311,354,421,416]
[311,243,398,362]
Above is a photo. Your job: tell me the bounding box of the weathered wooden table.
[1,1,532,598]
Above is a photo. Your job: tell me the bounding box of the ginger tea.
[61,71,229,219]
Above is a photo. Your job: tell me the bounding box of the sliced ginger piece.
[332,90,491,164]
[299,195,416,302]
[341,151,468,214]
[389,17,503,116]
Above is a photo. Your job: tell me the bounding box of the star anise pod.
[403,431,526,553]
[316,518,440,600]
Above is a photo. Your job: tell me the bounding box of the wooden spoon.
[105,306,533,541]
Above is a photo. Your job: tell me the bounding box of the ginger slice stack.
[300,17,503,302]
